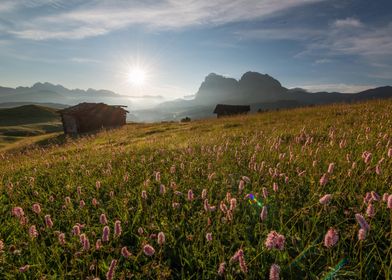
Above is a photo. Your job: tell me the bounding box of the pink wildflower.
[155,171,161,182]
[83,235,90,251]
[0,240,3,252]
[160,184,166,195]
[366,204,375,218]
[201,189,207,200]
[65,196,71,205]
[239,255,248,273]
[355,213,370,231]
[106,259,117,280]
[143,244,155,256]
[172,202,180,209]
[138,227,144,235]
[229,198,237,211]
[12,207,24,218]
[121,246,132,258]
[273,182,278,192]
[44,215,53,228]
[319,173,328,186]
[238,180,245,193]
[157,232,165,246]
[114,220,122,237]
[92,198,98,206]
[218,262,226,276]
[327,163,335,174]
[262,187,268,199]
[242,176,251,183]
[141,190,147,199]
[230,249,244,263]
[19,265,30,273]
[265,231,285,250]
[187,189,194,201]
[387,195,392,209]
[206,232,212,242]
[260,206,268,221]
[269,264,280,280]
[58,233,65,245]
[220,201,228,213]
[382,193,389,202]
[100,213,108,225]
[319,194,332,205]
[388,148,392,158]
[371,191,380,201]
[96,180,101,190]
[72,225,81,236]
[324,228,339,248]
[32,203,41,214]
[79,200,85,208]
[358,228,366,241]
[29,225,38,239]
[95,239,102,250]
[102,226,110,242]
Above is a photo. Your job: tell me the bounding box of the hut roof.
[59,103,128,115]
[213,104,250,114]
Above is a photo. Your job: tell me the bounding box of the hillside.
[0,99,391,279]
[0,104,60,126]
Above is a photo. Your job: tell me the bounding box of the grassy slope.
[0,105,62,149]
[0,99,391,279]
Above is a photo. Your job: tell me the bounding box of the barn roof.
[213,104,250,114]
[59,102,128,115]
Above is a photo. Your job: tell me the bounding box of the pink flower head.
[12,207,24,218]
[44,215,53,228]
[92,198,98,206]
[32,203,41,214]
[99,213,108,225]
[273,182,278,192]
[114,220,122,237]
[229,198,237,211]
[206,232,212,242]
[239,255,248,273]
[265,231,285,250]
[203,199,210,212]
[106,259,117,280]
[387,195,392,209]
[260,206,268,221]
[319,194,332,205]
[159,184,166,195]
[157,232,165,246]
[58,233,65,245]
[366,204,375,218]
[327,163,335,174]
[19,265,30,273]
[155,171,161,182]
[141,190,147,200]
[358,228,366,241]
[96,180,101,190]
[72,224,81,236]
[65,196,71,205]
[238,180,245,193]
[83,235,90,251]
[218,262,226,276]
[230,249,244,263]
[269,264,280,280]
[172,202,180,209]
[79,200,85,208]
[201,189,207,200]
[95,239,102,250]
[388,148,392,158]
[371,191,380,201]
[324,228,339,248]
[143,244,155,256]
[382,193,389,202]
[138,227,144,235]
[319,173,328,186]
[77,186,82,196]
[102,226,110,242]
[262,187,268,199]
[242,176,251,183]
[187,189,194,201]
[355,213,370,231]
[29,225,38,239]
[220,201,228,213]
[121,246,132,258]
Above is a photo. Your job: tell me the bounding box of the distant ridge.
[0,104,60,126]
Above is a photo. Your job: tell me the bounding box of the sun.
[128,67,147,86]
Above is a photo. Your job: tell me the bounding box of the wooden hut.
[213,104,250,118]
[59,103,128,134]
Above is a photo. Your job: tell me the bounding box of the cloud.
[299,83,376,93]
[314,58,333,64]
[3,0,324,40]
[332,18,363,28]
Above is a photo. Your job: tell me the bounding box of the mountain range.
[0,72,391,122]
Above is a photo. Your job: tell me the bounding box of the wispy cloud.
[299,83,376,93]
[332,17,363,28]
[2,0,323,40]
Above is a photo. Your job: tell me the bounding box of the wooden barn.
[213,104,250,118]
[59,103,128,134]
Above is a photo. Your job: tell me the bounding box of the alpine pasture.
[0,99,391,279]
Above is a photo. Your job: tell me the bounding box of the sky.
[0,0,391,103]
